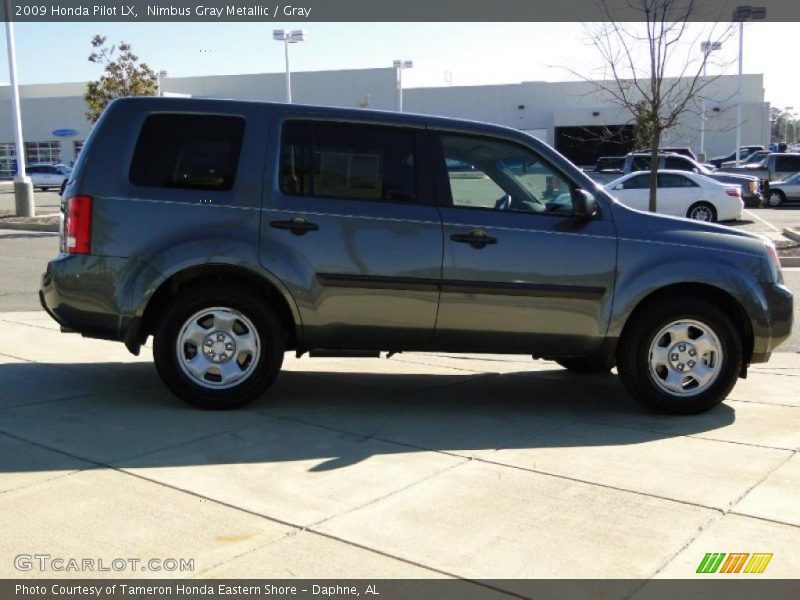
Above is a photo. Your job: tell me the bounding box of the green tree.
[84,35,157,123]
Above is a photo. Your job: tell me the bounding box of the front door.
[260,118,443,350]
[430,130,618,354]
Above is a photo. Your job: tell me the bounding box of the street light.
[699,40,722,160]
[393,60,413,112]
[273,29,306,103]
[784,106,794,142]
[733,5,766,167]
[4,5,34,217]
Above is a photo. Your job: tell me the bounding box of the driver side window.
[436,132,574,215]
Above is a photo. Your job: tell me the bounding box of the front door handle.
[270,217,319,235]
[450,230,497,248]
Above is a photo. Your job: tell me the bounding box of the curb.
[783,228,800,244]
[0,222,58,232]
[781,256,800,268]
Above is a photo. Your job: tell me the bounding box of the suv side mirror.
[571,189,598,219]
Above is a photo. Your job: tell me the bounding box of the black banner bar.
[2,0,800,22]
[3,580,800,600]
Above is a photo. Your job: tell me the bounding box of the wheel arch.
[129,263,302,354]
[617,282,754,367]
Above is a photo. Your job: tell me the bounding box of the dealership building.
[0,67,770,175]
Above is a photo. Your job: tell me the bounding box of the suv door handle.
[270,217,319,235]
[450,230,497,247]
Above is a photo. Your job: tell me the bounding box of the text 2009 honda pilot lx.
[41,98,793,413]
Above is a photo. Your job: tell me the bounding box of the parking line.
[744,209,781,233]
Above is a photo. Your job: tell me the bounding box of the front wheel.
[617,297,742,414]
[153,284,285,409]
[686,202,717,222]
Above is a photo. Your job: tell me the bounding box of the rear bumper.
[40,253,146,344]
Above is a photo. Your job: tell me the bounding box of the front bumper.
[750,281,794,362]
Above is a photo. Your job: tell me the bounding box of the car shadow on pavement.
[0,360,736,474]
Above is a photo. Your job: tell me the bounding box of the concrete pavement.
[0,310,798,583]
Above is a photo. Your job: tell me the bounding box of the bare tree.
[568,0,734,211]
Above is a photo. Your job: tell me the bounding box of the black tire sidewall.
[769,191,784,207]
[618,299,742,414]
[687,202,717,222]
[153,284,285,409]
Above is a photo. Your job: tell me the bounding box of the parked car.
[720,150,770,168]
[605,170,743,222]
[27,163,71,191]
[766,171,800,207]
[623,152,764,207]
[634,147,698,161]
[708,146,765,168]
[717,152,800,182]
[41,97,793,414]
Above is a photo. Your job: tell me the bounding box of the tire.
[555,357,611,374]
[686,202,717,222]
[616,296,743,414]
[768,190,785,208]
[153,283,285,409]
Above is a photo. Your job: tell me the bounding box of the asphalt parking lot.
[0,202,798,585]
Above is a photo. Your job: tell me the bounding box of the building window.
[25,141,62,165]
[73,141,85,162]
[0,143,16,178]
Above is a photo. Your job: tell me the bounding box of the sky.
[1,21,798,110]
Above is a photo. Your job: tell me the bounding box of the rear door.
[429,129,617,353]
[260,118,443,350]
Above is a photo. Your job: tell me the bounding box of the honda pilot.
[41,98,793,414]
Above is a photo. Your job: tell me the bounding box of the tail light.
[65,195,92,254]
[726,188,741,197]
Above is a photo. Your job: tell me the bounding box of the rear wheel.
[153,283,285,409]
[555,357,611,373]
[686,202,717,222]
[617,296,742,414]
[768,190,785,207]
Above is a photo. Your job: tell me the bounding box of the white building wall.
[0,69,768,173]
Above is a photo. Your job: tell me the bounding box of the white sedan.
[605,170,743,222]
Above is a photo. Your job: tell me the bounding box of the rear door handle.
[450,230,497,247]
[270,217,319,235]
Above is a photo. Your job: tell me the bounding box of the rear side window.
[664,157,691,170]
[776,155,800,172]
[280,120,417,203]
[130,114,245,191]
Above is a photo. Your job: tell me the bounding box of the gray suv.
[40,98,793,414]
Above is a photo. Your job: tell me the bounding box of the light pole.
[699,41,722,161]
[273,29,306,103]
[784,106,794,141]
[4,6,34,216]
[393,60,413,112]
[733,5,766,167]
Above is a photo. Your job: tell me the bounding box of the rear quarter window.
[129,114,245,191]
